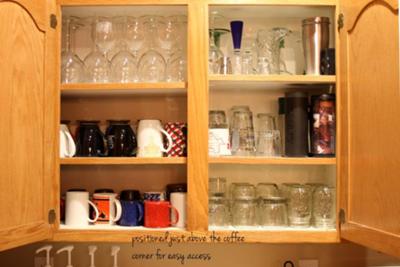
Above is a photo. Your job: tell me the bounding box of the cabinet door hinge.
[337,13,344,31]
[48,209,56,224]
[339,208,346,224]
[50,14,57,29]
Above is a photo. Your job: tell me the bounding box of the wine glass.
[165,15,187,82]
[110,16,138,82]
[83,16,112,83]
[61,16,86,83]
[137,16,166,82]
[126,16,145,60]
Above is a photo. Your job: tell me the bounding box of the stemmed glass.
[164,15,187,82]
[110,16,138,82]
[84,16,114,83]
[126,16,145,61]
[137,16,166,82]
[61,16,86,83]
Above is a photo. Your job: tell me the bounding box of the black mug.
[320,48,335,75]
[105,120,137,157]
[75,120,106,157]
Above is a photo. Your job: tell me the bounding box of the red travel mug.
[144,200,179,228]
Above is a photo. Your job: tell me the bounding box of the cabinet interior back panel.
[61,95,187,132]
[61,165,187,195]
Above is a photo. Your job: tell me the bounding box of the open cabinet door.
[339,0,400,258]
[0,0,58,251]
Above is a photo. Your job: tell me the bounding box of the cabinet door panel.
[339,0,400,258]
[0,0,56,251]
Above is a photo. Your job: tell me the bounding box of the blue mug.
[118,190,144,227]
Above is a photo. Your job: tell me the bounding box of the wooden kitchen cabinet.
[0,0,399,259]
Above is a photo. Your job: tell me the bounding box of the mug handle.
[64,129,76,157]
[88,200,99,223]
[136,202,144,223]
[112,199,122,222]
[169,205,180,226]
[59,130,67,158]
[159,127,173,153]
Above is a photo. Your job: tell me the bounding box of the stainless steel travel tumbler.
[302,17,330,75]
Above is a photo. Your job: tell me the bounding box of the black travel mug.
[284,92,309,157]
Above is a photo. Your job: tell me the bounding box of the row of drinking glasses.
[209,178,336,228]
[209,106,281,157]
[61,15,187,84]
[209,22,292,75]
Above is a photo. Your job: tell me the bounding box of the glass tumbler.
[209,177,227,198]
[256,113,281,157]
[256,183,279,199]
[313,185,336,228]
[209,196,229,226]
[287,184,312,227]
[258,197,288,226]
[231,111,256,156]
[232,199,257,227]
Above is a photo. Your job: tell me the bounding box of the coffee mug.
[65,191,99,227]
[170,192,186,229]
[143,191,165,201]
[118,190,144,227]
[137,120,173,157]
[60,124,76,158]
[144,200,179,228]
[92,193,122,225]
[164,122,187,157]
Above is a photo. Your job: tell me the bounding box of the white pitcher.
[137,120,173,157]
[60,124,76,158]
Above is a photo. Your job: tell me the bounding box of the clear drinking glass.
[110,16,138,82]
[209,31,224,74]
[256,183,279,199]
[83,17,112,83]
[256,114,281,157]
[313,185,336,228]
[258,197,288,227]
[165,16,187,82]
[93,16,116,57]
[232,199,257,227]
[209,196,229,226]
[209,177,227,197]
[231,111,256,156]
[61,16,86,83]
[256,28,291,74]
[166,52,187,82]
[287,184,313,227]
[137,16,166,82]
[126,16,145,59]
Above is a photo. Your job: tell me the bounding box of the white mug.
[92,193,122,225]
[60,124,76,158]
[137,120,173,157]
[170,192,186,229]
[65,191,99,227]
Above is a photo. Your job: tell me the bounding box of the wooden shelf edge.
[60,157,187,165]
[209,157,336,165]
[209,75,336,84]
[61,82,187,91]
[52,228,339,243]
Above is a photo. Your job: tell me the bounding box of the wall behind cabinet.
[0,242,399,267]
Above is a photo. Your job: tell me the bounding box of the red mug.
[144,200,179,228]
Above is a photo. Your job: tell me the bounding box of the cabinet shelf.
[61,82,187,96]
[54,225,338,243]
[60,157,187,165]
[209,75,336,91]
[209,157,336,165]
